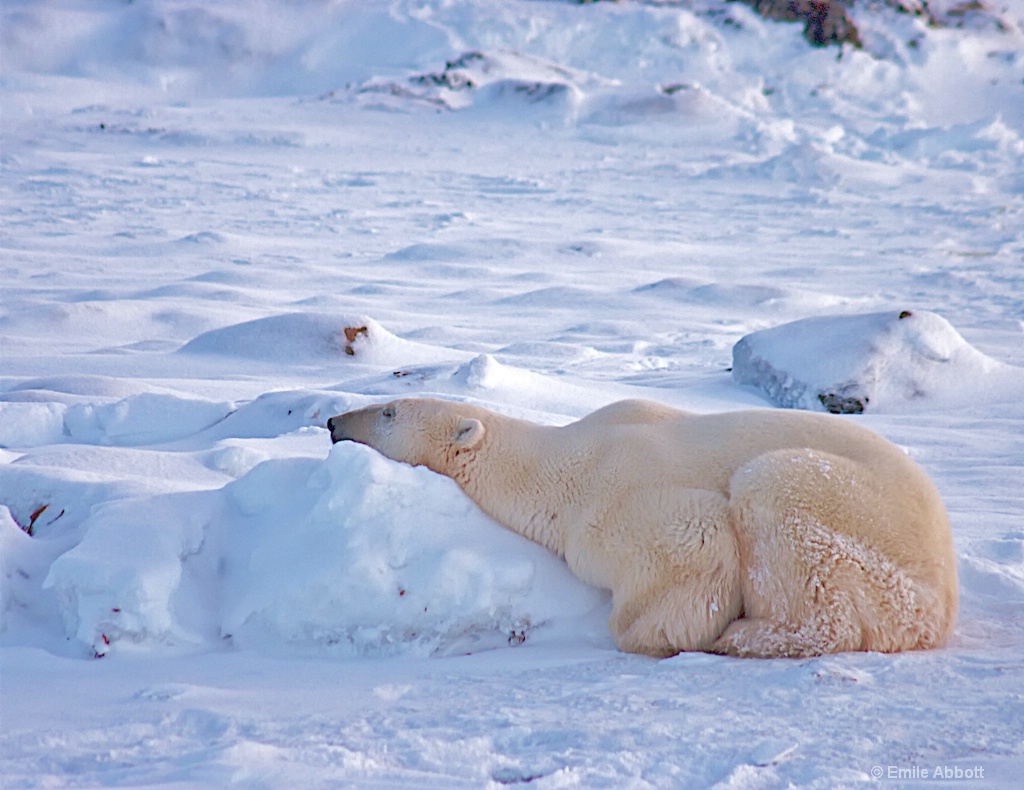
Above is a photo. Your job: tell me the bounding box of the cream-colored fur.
[327,398,958,658]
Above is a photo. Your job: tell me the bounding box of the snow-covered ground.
[2,1,1023,786]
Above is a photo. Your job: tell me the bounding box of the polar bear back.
[563,400,948,557]
[569,400,913,489]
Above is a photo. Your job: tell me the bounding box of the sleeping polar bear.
[327,398,958,658]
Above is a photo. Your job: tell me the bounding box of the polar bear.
[327,398,958,658]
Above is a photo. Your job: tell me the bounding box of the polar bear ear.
[452,418,485,450]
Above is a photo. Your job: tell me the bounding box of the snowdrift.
[732,310,1024,413]
[1,317,612,660]
[26,442,603,659]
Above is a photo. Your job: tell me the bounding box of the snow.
[2,0,1024,786]
[732,309,1024,413]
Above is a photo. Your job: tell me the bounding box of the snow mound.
[349,355,611,422]
[732,310,1024,413]
[454,353,515,391]
[64,393,234,446]
[201,390,352,442]
[39,442,605,658]
[178,314,461,368]
[635,279,848,315]
[179,313,368,362]
[3,374,161,401]
[0,394,234,449]
[348,49,595,117]
[221,443,603,656]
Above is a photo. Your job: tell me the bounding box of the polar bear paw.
[710,616,856,659]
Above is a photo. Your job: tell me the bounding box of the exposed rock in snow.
[743,0,862,47]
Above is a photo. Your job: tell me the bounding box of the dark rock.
[740,0,863,47]
[818,390,868,414]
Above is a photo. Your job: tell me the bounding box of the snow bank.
[1,346,606,658]
[219,443,604,656]
[34,440,604,658]
[732,310,1024,413]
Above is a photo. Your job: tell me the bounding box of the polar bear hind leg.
[713,448,937,658]
[609,489,743,658]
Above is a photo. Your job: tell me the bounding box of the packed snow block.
[732,310,1019,413]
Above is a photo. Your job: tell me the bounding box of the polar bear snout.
[326,414,355,444]
[327,407,382,446]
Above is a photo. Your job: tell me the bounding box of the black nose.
[326,417,336,432]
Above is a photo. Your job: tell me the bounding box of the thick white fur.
[327,398,958,658]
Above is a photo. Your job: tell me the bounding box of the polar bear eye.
[381,405,396,420]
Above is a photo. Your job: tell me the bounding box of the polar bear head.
[327,398,486,472]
